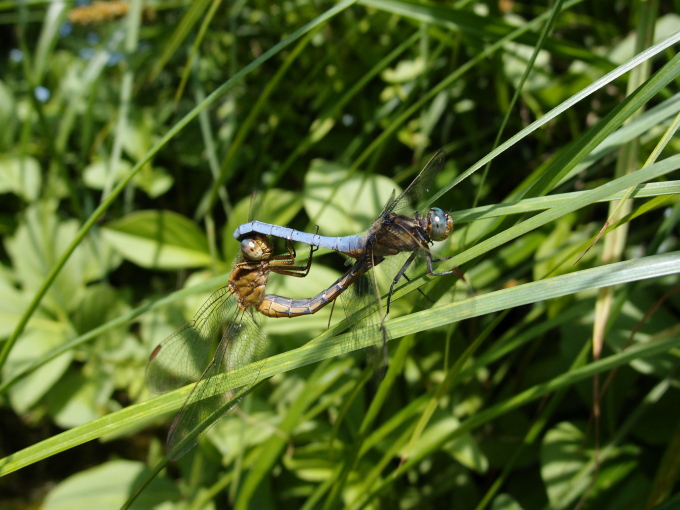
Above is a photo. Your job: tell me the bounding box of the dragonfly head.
[241,234,273,261]
[427,207,453,241]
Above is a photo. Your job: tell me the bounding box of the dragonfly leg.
[385,251,419,317]
[268,246,296,265]
[400,272,436,304]
[282,226,318,264]
[425,251,466,281]
[270,229,320,277]
[284,238,297,260]
[301,239,318,276]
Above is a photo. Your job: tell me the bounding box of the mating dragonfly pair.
[146,150,463,459]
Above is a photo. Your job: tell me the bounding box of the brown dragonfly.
[146,233,324,459]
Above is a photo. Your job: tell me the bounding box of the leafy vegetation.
[0,0,679,509]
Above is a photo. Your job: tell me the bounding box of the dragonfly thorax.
[426,207,453,241]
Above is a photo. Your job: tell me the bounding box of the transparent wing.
[336,238,442,377]
[165,309,269,460]
[146,286,236,395]
[338,255,389,377]
[248,189,263,223]
[382,149,447,216]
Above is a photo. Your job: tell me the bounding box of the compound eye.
[241,238,265,260]
[428,207,453,241]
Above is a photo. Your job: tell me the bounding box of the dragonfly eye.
[427,207,453,241]
[241,238,266,260]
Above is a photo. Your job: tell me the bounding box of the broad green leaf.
[304,159,396,236]
[46,370,114,429]
[82,160,132,190]
[209,396,278,464]
[71,284,130,345]
[541,422,590,507]
[5,202,120,314]
[591,456,645,507]
[4,328,72,413]
[404,416,488,473]
[257,189,303,228]
[0,155,41,201]
[503,41,551,91]
[381,56,426,83]
[0,263,72,412]
[120,109,158,161]
[84,160,173,198]
[42,459,178,510]
[0,266,61,338]
[133,166,174,198]
[102,210,212,269]
[490,494,524,510]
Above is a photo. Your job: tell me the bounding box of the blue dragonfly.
[233,150,463,365]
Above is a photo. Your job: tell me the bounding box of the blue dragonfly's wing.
[335,254,390,376]
[380,149,447,216]
[164,308,268,460]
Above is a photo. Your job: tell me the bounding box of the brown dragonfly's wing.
[165,308,269,460]
[381,149,447,216]
[146,286,235,395]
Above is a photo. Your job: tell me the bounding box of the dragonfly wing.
[339,254,389,376]
[248,190,263,222]
[378,189,397,218]
[388,149,447,215]
[146,286,235,394]
[165,309,269,460]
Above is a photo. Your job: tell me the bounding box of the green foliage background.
[0,0,679,509]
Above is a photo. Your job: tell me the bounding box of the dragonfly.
[146,233,322,460]
[233,150,462,362]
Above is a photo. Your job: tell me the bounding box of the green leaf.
[404,416,488,473]
[133,166,174,199]
[82,160,132,190]
[46,370,114,429]
[541,422,589,506]
[209,396,278,464]
[83,160,173,198]
[42,459,178,510]
[4,202,118,315]
[4,328,72,413]
[0,155,42,201]
[490,494,524,510]
[71,284,129,342]
[304,159,396,236]
[0,267,37,337]
[381,56,426,83]
[102,210,212,269]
